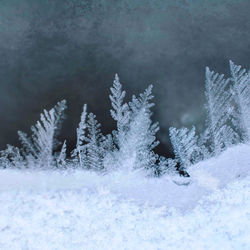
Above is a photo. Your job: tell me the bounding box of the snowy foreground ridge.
[0,144,250,250]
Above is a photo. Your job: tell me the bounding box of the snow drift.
[0,144,250,249]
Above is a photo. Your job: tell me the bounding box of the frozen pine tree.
[57,140,67,168]
[205,67,238,155]
[119,85,159,174]
[230,60,250,142]
[109,74,130,149]
[72,104,88,167]
[169,126,198,170]
[85,113,105,171]
[129,108,159,173]
[18,100,67,168]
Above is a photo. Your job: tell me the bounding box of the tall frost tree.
[109,74,130,149]
[120,85,159,173]
[18,100,67,168]
[230,61,250,142]
[169,126,198,170]
[85,113,105,171]
[205,67,238,155]
[72,104,88,167]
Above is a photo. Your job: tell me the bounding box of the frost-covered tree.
[72,105,114,171]
[205,67,239,154]
[118,85,159,174]
[129,108,159,172]
[57,140,67,168]
[71,104,88,167]
[109,74,130,149]
[169,126,199,170]
[85,113,105,171]
[18,100,67,168]
[230,61,250,142]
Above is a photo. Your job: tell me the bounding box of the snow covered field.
[0,144,250,249]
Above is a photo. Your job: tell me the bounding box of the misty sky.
[0,0,249,156]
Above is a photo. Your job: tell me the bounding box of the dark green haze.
[0,0,249,156]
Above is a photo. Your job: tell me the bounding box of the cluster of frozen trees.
[169,61,250,172]
[0,61,249,176]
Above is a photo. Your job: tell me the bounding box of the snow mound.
[189,143,250,189]
[0,175,250,249]
[0,144,250,249]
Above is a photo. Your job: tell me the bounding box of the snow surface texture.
[0,144,250,249]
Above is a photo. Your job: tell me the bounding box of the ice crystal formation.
[0,61,249,176]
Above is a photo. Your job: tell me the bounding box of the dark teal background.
[0,0,249,156]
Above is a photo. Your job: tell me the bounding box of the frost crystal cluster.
[0,61,249,176]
